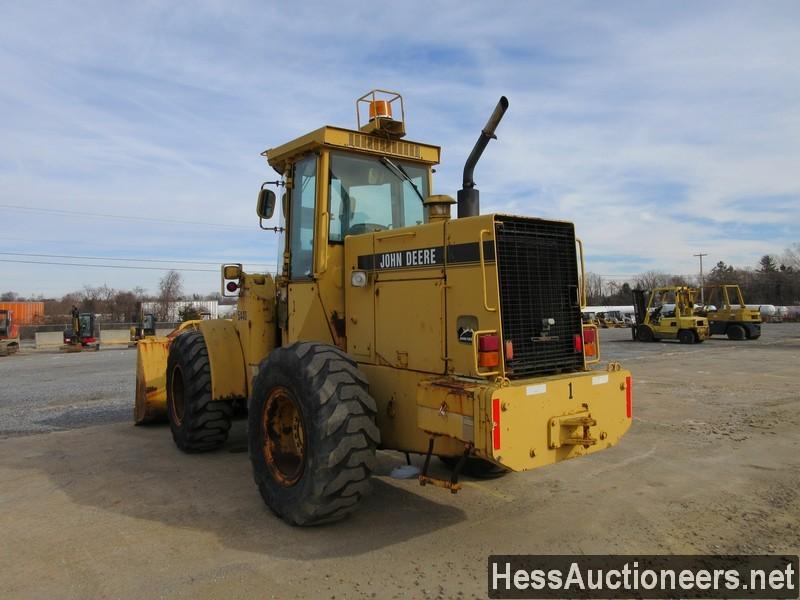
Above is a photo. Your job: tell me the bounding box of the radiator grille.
[495,216,583,378]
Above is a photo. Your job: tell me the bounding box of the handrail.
[576,237,587,308]
[376,230,416,241]
[472,329,500,377]
[479,229,497,312]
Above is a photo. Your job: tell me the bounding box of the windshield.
[328,152,428,241]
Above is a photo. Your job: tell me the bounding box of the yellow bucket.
[134,337,170,424]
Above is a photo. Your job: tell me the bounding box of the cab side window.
[289,156,317,279]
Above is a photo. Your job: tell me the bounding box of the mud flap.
[134,337,170,424]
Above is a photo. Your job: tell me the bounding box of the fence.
[21,322,182,344]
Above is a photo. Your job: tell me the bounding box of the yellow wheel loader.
[631,286,709,344]
[695,284,761,340]
[135,90,633,525]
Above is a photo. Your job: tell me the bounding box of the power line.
[0,204,255,230]
[0,258,218,272]
[0,251,275,267]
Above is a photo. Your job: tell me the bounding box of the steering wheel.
[348,223,388,235]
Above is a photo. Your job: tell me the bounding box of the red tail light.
[573,333,583,352]
[478,334,499,352]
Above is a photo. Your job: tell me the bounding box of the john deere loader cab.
[135,90,633,526]
[696,284,761,340]
[632,286,708,344]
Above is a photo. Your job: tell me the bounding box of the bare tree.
[635,271,670,291]
[584,272,604,304]
[158,271,183,321]
[80,285,103,314]
[782,243,800,271]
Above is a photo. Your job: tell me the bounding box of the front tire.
[636,324,654,342]
[166,331,233,452]
[248,342,379,526]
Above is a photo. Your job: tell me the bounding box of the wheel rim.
[170,365,185,425]
[262,386,306,487]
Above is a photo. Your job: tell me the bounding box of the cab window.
[328,152,427,242]
[289,155,317,279]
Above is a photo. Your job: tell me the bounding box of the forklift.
[631,286,709,344]
[695,284,761,340]
[0,309,20,356]
[62,306,99,352]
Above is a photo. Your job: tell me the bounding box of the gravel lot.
[1,325,798,598]
[0,347,134,437]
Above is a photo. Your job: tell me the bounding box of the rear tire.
[248,342,379,526]
[727,324,746,341]
[678,330,694,345]
[166,331,233,452]
[636,325,654,342]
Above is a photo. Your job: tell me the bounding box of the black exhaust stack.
[457,96,509,218]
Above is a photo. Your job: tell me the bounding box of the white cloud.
[0,1,798,295]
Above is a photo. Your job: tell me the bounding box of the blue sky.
[1,1,798,296]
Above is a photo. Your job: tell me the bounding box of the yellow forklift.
[631,286,709,344]
[696,284,761,340]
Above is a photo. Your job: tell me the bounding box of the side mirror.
[257,188,276,220]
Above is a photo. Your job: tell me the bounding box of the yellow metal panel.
[375,278,446,373]
[233,273,277,381]
[264,126,440,173]
[287,283,335,345]
[416,378,480,444]
[344,234,375,361]
[372,222,445,282]
[488,368,632,471]
[197,320,248,401]
[134,337,170,424]
[359,364,464,456]
[443,215,503,377]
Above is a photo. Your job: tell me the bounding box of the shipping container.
[0,302,45,325]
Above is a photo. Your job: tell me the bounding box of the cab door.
[285,154,334,345]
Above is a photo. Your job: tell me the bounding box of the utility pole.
[694,252,708,304]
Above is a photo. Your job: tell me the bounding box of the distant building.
[142,300,218,321]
